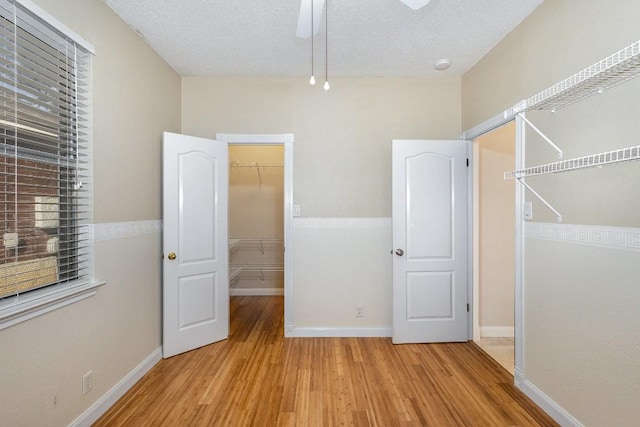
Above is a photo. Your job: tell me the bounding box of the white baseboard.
[480,326,514,338]
[230,288,284,296]
[69,347,162,427]
[515,369,584,427]
[289,326,392,337]
[284,323,294,337]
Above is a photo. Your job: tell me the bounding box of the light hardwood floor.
[475,337,515,375]
[95,296,557,426]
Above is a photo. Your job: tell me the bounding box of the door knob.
[395,249,404,256]
[167,252,176,260]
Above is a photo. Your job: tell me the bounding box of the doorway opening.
[472,122,516,374]
[228,144,284,296]
[217,133,294,335]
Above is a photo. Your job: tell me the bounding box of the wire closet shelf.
[229,238,284,283]
[504,145,640,180]
[504,39,640,182]
[505,40,640,117]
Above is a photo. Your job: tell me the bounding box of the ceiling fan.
[296,0,432,38]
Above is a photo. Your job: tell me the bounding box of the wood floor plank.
[94,296,558,426]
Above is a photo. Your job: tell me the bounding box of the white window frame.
[0,0,102,330]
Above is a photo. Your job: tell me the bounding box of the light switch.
[523,202,533,220]
[293,204,301,217]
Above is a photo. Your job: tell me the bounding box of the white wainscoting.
[525,222,640,252]
[70,347,162,427]
[515,369,585,427]
[291,217,393,337]
[93,220,162,241]
[522,222,640,427]
[71,220,163,426]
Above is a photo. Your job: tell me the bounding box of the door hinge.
[467,303,469,312]
[466,158,469,167]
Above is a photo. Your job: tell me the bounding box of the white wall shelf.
[505,145,640,180]
[501,40,640,224]
[505,40,640,117]
[229,238,284,283]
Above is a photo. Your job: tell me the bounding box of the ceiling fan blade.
[296,0,325,38]
[399,0,432,10]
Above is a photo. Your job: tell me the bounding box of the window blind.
[0,0,92,300]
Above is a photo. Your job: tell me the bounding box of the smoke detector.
[434,59,451,71]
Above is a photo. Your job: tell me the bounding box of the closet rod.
[229,161,283,168]
[505,145,640,179]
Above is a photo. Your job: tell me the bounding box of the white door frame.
[462,112,523,380]
[217,133,294,335]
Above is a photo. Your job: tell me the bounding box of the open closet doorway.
[228,145,284,295]
[472,122,516,374]
[217,134,294,335]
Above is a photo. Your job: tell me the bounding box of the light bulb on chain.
[323,80,330,91]
[309,75,316,85]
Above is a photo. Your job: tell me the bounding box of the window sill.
[0,281,106,331]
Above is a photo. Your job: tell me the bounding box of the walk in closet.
[228,145,284,296]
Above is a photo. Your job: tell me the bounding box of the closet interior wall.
[228,145,284,295]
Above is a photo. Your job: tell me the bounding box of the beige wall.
[229,145,284,238]
[183,77,461,327]
[463,0,640,425]
[476,123,515,332]
[183,77,461,218]
[0,1,181,426]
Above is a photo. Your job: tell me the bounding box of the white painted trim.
[216,133,294,336]
[462,110,514,141]
[0,219,160,330]
[15,0,95,54]
[285,323,294,337]
[289,327,392,338]
[0,281,105,330]
[93,220,162,241]
[230,288,284,296]
[466,141,474,341]
[283,140,294,338]
[294,217,391,229]
[525,222,640,252]
[518,377,585,427]
[69,347,162,427]
[514,366,525,388]
[217,133,294,144]
[514,114,526,379]
[472,142,481,341]
[480,326,514,338]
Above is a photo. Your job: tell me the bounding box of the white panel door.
[392,140,469,344]
[162,132,229,358]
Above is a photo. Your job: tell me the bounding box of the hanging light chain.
[323,0,330,91]
[309,0,315,85]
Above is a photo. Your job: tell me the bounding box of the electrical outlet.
[82,371,93,395]
[356,305,364,318]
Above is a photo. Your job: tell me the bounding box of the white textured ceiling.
[104,0,543,77]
